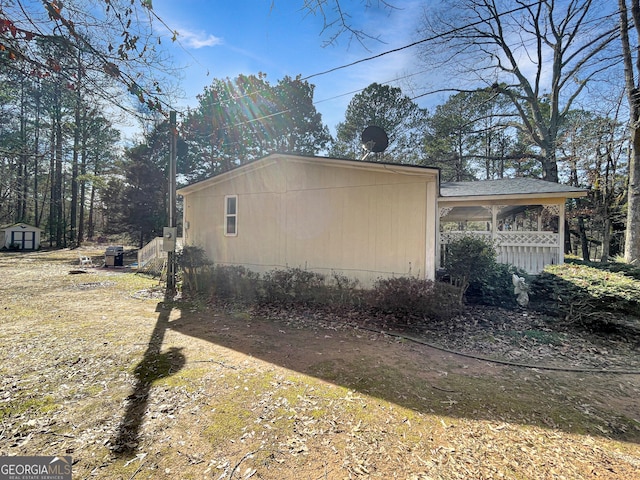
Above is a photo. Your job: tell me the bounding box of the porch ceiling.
[440,205,528,222]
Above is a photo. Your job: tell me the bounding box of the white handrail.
[137,236,184,267]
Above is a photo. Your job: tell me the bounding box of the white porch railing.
[137,236,183,270]
[138,237,166,268]
[439,231,559,275]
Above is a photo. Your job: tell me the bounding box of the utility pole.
[165,110,178,296]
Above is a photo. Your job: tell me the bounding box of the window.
[225,195,237,236]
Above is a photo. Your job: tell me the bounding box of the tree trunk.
[78,115,88,244]
[88,163,98,240]
[70,49,83,247]
[542,146,559,183]
[564,220,572,255]
[33,82,41,228]
[49,117,56,247]
[625,128,640,263]
[54,87,64,248]
[619,0,640,264]
[577,216,590,261]
[599,142,617,262]
[601,216,612,262]
[18,77,28,223]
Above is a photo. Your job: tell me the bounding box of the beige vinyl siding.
[180,155,438,286]
[280,162,432,283]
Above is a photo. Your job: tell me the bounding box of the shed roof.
[440,178,586,198]
[0,222,42,231]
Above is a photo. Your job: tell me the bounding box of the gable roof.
[0,222,42,231]
[177,152,588,201]
[177,153,440,195]
[440,178,587,199]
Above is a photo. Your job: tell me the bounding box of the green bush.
[370,277,462,323]
[177,245,213,294]
[210,265,261,303]
[443,235,498,304]
[530,263,640,327]
[466,263,530,309]
[565,257,640,281]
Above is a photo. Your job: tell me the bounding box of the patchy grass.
[503,328,567,346]
[0,249,639,479]
[0,395,57,420]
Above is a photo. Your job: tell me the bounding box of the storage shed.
[0,223,42,250]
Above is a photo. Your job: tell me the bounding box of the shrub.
[370,277,462,323]
[210,265,261,303]
[443,235,498,304]
[176,245,213,294]
[466,263,530,309]
[530,263,640,328]
[261,267,326,306]
[325,271,365,308]
[565,256,640,281]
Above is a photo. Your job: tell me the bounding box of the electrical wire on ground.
[354,325,640,375]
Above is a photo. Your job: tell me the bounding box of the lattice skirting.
[136,257,166,278]
[439,232,560,274]
[497,246,558,274]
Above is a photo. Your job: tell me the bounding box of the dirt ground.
[1,248,639,479]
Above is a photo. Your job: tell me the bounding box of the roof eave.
[177,155,279,195]
[177,153,440,195]
[439,191,587,203]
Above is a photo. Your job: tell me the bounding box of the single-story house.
[177,153,586,285]
[0,223,42,250]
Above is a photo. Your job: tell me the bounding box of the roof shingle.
[440,178,586,197]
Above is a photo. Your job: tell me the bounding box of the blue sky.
[151,0,439,135]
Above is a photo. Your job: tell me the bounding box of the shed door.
[11,231,35,250]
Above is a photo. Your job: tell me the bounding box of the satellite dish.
[361,125,389,154]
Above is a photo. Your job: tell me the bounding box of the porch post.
[436,206,453,271]
[491,205,498,240]
[435,208,440,271]
[537,210,543,231]
[425,181,437,279]
[558,202,566,265]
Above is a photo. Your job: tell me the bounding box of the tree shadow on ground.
[168,305,640,445]
[110,299,186,457]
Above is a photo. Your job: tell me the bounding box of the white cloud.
[177,28,223,49]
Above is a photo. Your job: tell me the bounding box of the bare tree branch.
[418,0,621,182]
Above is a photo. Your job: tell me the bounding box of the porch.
[438,204,564,275]
[437,179,586,275]
[439,229,560,275]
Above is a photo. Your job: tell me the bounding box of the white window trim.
[224,195,238,237]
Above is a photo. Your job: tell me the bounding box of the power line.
[169,0,542,120]
[314,68,433,105]
[174,1,554,146]
[301,1,542,80]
